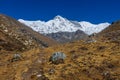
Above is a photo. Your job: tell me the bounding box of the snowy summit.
[18,15,110,35]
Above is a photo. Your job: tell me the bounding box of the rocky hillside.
[21,21,119,80]
[1,36,119,80]
[0,14,58,51]
[97,20,120,42]
[0,19,119,80]
[46,30,88,43]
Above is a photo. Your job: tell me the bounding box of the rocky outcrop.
[46,30,88,43]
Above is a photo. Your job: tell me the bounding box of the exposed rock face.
[46,30,88,43]
[0,14,58,51]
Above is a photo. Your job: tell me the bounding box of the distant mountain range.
[18,15,110,43]
[18,15,110,35]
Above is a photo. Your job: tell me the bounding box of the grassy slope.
[0,39,119,80]
[0,17,120,80]
[43,40,120,80]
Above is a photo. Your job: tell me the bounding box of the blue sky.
[0,0,120,23]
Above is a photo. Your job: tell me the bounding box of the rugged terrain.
[0,14,58,51]
[19,15,110,43]
[46,30,88,43]
[0,14,120,80]
[97,20,120,42]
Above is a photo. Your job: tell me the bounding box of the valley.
[0,14,120,80]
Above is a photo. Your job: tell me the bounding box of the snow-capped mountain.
[18,15,110,35]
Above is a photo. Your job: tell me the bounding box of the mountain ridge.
[0,14,58,51]
[18,15,110,35]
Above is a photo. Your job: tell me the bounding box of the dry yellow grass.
[0,39,120,80]
[41,40,120,80]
